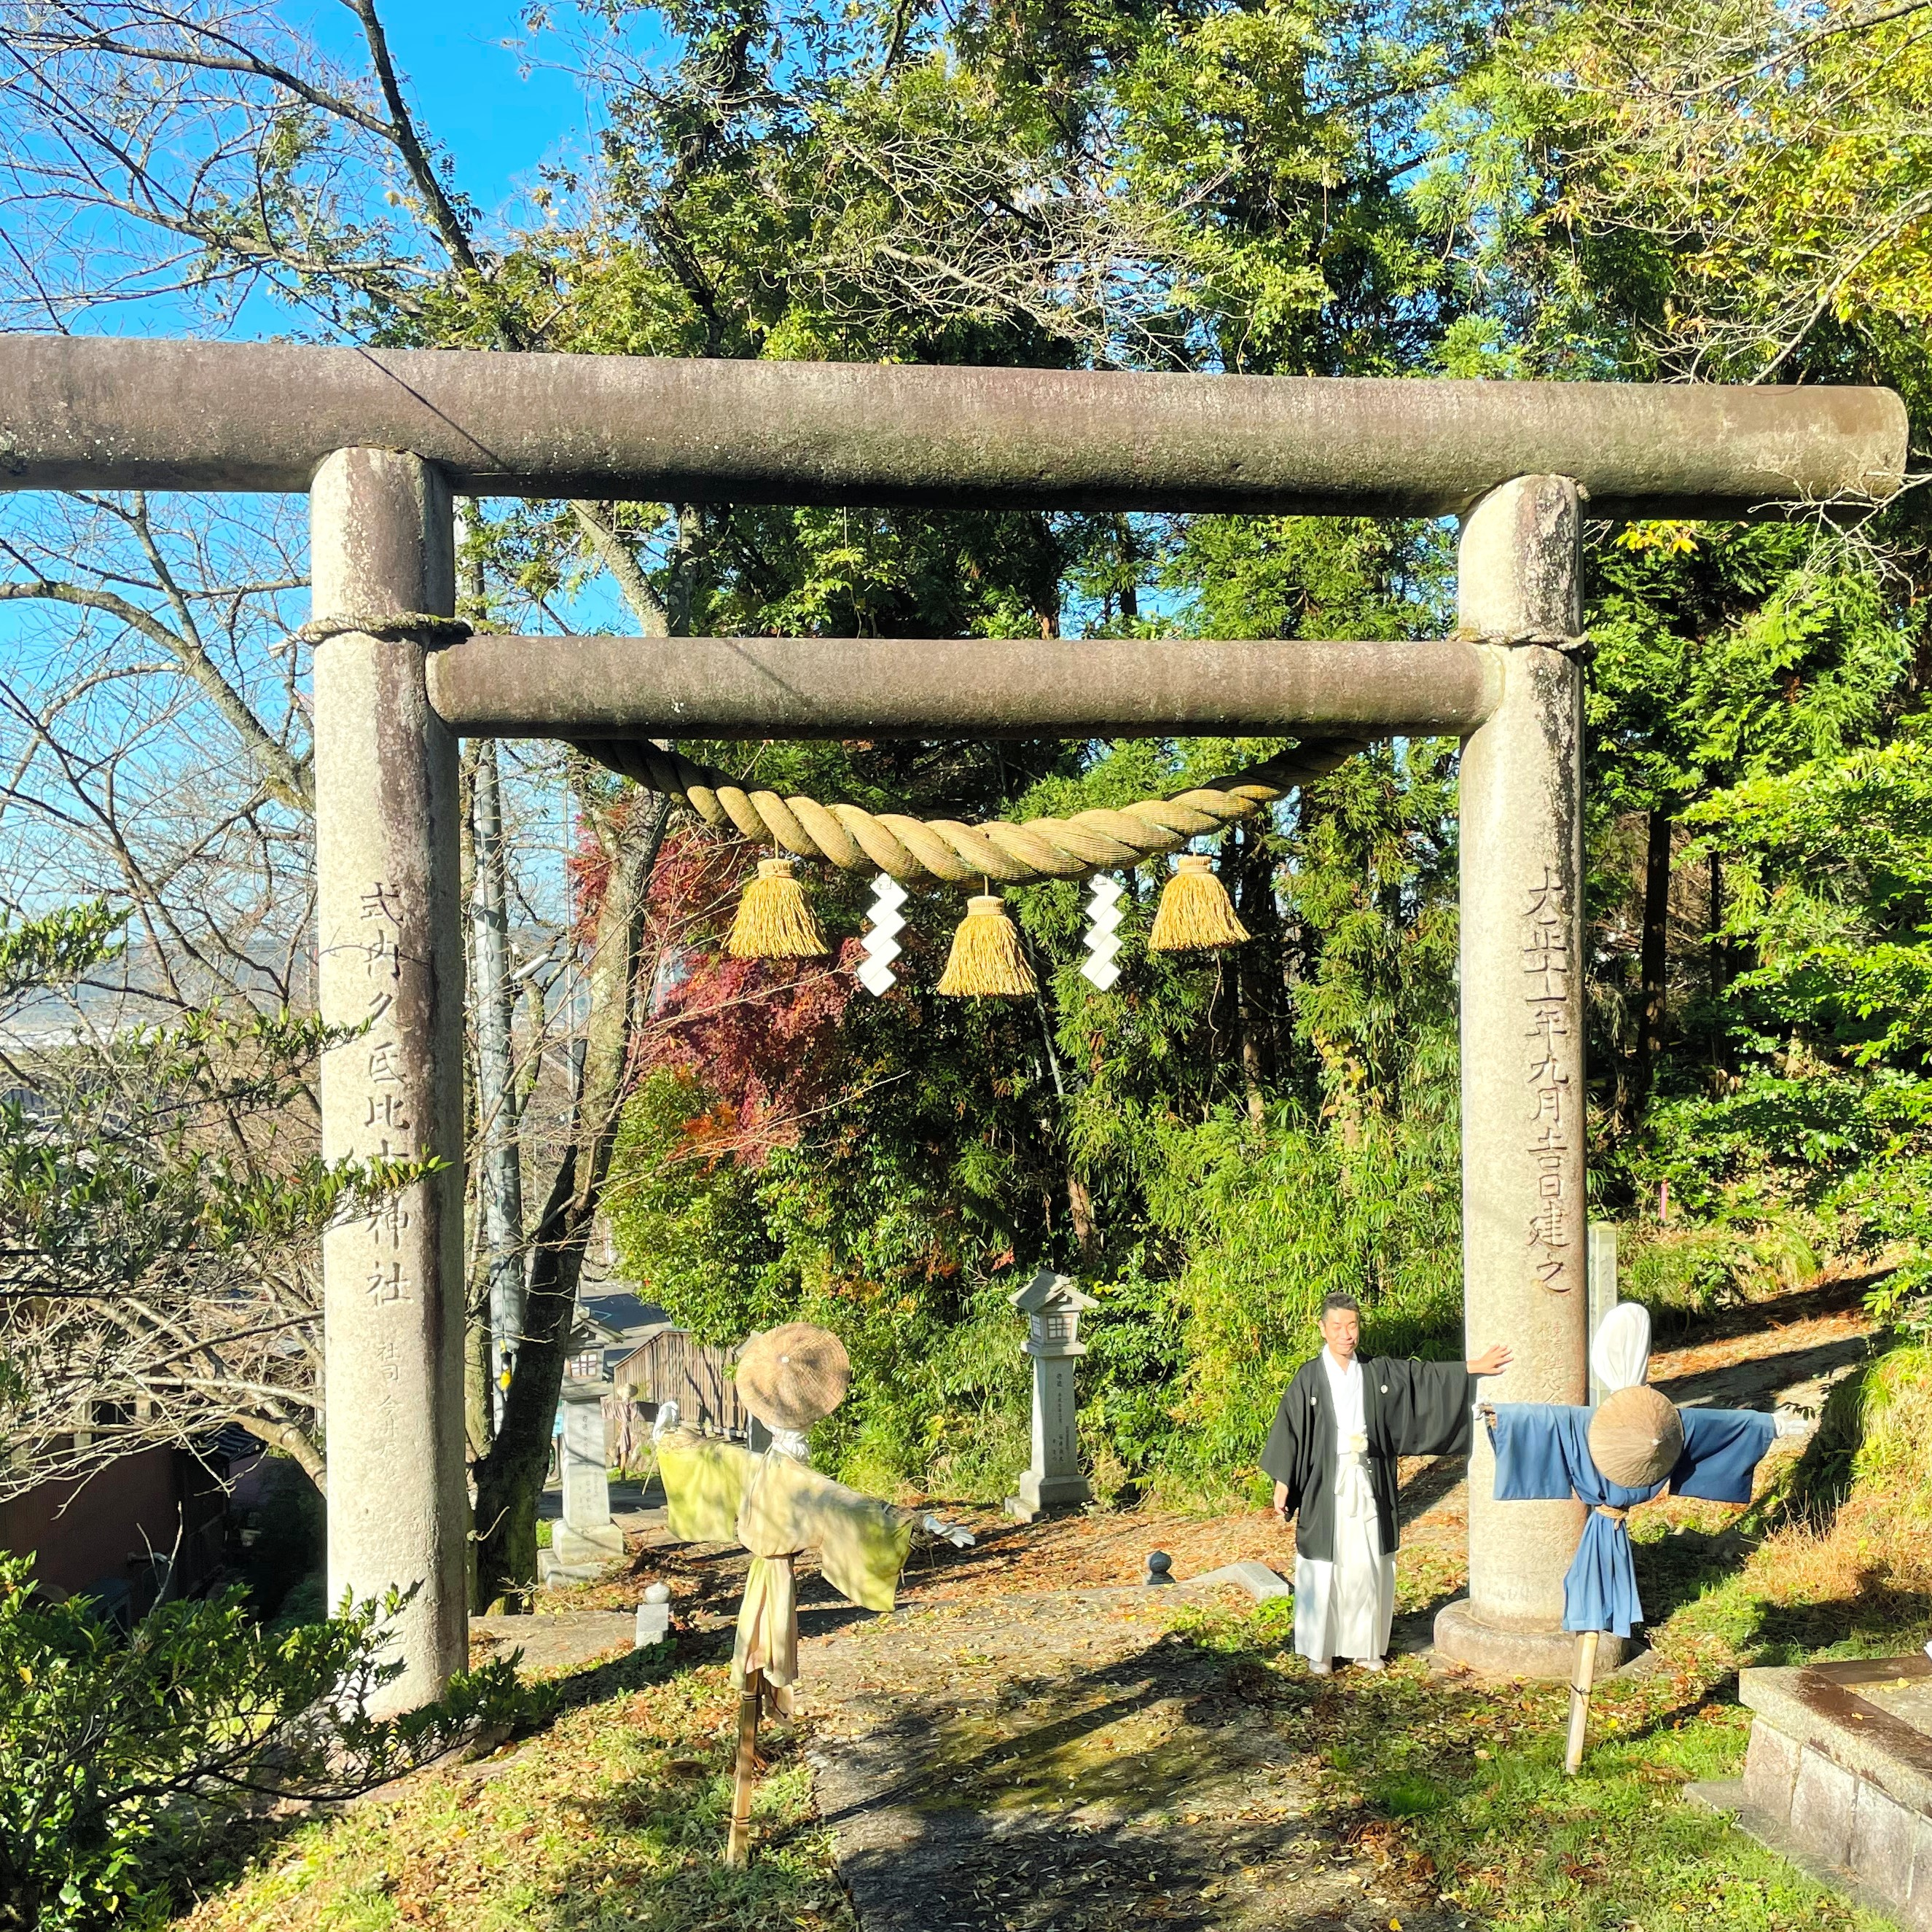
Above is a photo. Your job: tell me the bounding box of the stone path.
[799,1584,1455,1932]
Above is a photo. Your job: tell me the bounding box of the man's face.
[1320,1306,1360,1361]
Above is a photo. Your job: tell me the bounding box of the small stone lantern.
[1005,1268,1099,1520]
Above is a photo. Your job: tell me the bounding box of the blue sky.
[302,0,613,240]
[0,1,662,660]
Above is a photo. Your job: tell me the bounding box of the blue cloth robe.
[1488,1404,1777,1637]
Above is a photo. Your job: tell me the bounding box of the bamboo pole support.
[1564,1630,1602,1775]
[726,1667,764,1866]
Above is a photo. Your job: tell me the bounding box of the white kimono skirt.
[1294,1353,1396,1664]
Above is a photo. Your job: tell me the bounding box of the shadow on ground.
[797,1590,1456,1932]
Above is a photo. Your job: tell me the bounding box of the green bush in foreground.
[0,1556,550,1932]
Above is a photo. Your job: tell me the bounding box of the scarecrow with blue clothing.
[1483,1302,1806,1769]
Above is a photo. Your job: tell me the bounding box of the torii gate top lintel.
[0,335,1908,518]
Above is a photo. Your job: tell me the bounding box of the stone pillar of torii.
[0,337,1904,1708]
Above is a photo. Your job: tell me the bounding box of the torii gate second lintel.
[0,339,1906,1708]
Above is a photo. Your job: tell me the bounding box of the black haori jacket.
[1260,1355,1478,1563]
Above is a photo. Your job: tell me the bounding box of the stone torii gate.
[0,337,1906,1709]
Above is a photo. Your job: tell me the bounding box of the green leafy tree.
[1647,719,1932,1321]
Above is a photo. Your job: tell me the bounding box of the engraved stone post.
[550,1380,625,1576]
[1587,1222,1619,1407]
[1005,1270,1098,1520]
[1434,475,1595,1679]
[313,448,466,1713]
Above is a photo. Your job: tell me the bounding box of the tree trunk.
[472,737,524,1429]
[233,1412,328,1493]
[1230,824,1280,1127]
[464,1292,495,1467]
[1708,848,1730,1070]
[1630,807,1673,1120]
[471,793,668,1610]
[1066,1172,1098,1269]
[455,525,499,1469]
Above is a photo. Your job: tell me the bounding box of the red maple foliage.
[585,822,861,1165]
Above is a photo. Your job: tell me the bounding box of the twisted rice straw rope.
[577,738,1368,887]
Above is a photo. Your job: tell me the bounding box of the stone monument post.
[313,449,468,1714]
[550,1380,626,1576]
[1006,1269,1098,1520]
[1587,1221,1619,1407]
[1434,475,1593,1679]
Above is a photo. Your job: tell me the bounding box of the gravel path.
[799,1584,1454,1932]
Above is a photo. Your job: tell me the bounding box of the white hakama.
[1294,1352,1396,1665]
[1292,1434,1396,1663]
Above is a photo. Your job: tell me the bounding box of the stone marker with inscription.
[548,1381,626,1578]
[1005,1269,1098,1521]
[313,448,467,1716]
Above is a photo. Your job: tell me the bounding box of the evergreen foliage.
[0,1557,546,1932]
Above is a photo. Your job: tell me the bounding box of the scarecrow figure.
[1262,1290,1514,1675]
[1484,1302,1804,1769]
[653,1323,971,1863]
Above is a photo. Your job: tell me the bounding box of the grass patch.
[175,1643,851,1932]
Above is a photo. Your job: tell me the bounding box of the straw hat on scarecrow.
[1587,1382,1685,1488]
[735,1323,851,1435]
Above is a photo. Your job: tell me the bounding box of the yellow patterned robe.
[655,1428,915,1689]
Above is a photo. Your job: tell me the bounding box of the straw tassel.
[727,857,829,959]
[1148,853,1248,953]
[936,893,1038,998]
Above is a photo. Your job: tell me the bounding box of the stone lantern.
[1006,1268,1099,1521]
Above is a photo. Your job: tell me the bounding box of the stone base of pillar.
[1433,1600,1629,1679]
[551,1521,626,1571]
[1005,1470,1091,1521]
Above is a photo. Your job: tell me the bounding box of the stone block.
[1909,1811,1932,1932]
[1006,1467,1090,1520]
[1741,1718,1802,1824]
[1192,1560,1293,1603]
[1431,1600,1624,1681]
[552,1520,625,1571]
[1849,1780,1917,1906]
[1741,1662,1932,1818]
[1790,1745,1858,1869]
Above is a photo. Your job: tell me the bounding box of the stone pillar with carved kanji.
[313,448,467,1715]
[551,1380,625,1576]
[1006,1270,1099,1521]
[1434,475,1595,1680]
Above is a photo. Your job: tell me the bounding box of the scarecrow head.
[1584,1303,1683,1489]
[734,1323,852,1435]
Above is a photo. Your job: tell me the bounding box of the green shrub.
[0,1556,551,1931]
[1619,1213,1824,1322]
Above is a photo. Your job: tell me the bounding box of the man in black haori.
[1262,1291,1513,1675]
